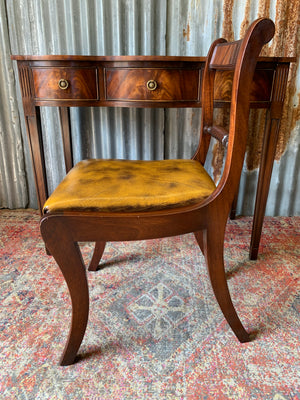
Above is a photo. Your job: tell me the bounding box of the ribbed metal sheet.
[0,0,28,208]
[2,0,300,215]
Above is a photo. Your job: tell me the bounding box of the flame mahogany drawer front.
[32,67,99,100]
[105,68,200,101]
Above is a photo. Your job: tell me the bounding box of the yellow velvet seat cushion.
[43,159,216,213]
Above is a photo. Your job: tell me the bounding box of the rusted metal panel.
[166,0,300,215]
[2,0,299,214]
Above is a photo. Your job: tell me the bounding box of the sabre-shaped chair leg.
[40,218,89,365]
[88,241,106,271]
[196,226,251,343]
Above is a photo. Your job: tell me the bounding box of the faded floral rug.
[0,210,299,399]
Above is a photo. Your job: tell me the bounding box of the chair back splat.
[40,18,275,365]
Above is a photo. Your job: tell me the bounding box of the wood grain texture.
[32,67,99,100]
[210,40,242,70]
[14,59,289,110]
[105,68,200,102]
[214,68,274,104]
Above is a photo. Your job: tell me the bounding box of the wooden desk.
[11,55,294,259]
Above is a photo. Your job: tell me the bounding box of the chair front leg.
[40,217,89,365]
[88,241,106,271]
[202,226,251,343]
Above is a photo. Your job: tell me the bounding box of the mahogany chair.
[40,18,275,365]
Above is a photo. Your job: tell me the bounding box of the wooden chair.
[40,18,275,365]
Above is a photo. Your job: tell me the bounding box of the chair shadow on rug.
[40,18,275,365]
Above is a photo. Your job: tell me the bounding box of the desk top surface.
[11,55,296,63]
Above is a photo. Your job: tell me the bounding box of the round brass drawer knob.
[146,80,157,91]
[58,79,69,90]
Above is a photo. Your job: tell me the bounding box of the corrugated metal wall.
[0,0,28,208]
[1,0,299,215]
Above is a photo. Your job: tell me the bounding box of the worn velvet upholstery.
[43,159,216,213]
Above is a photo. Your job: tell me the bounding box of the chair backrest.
[193,18,275,204]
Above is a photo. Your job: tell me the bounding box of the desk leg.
[249,63,290,260]
[18,63,48,214]
[59,107,73,173]
[25,109,48,214]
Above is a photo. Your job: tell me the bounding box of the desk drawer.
[32,67,98,100]
[105,68,200,101]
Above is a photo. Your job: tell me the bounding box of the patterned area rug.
[0,210,299,400]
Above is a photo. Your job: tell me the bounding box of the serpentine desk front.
[11,55,295,259]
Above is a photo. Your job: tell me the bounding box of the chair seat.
[43,159,216,213]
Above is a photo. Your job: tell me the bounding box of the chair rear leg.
[194,231,205,254]
[88,241,106,271]
[40,218,89,365]
[201,227,251,343]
